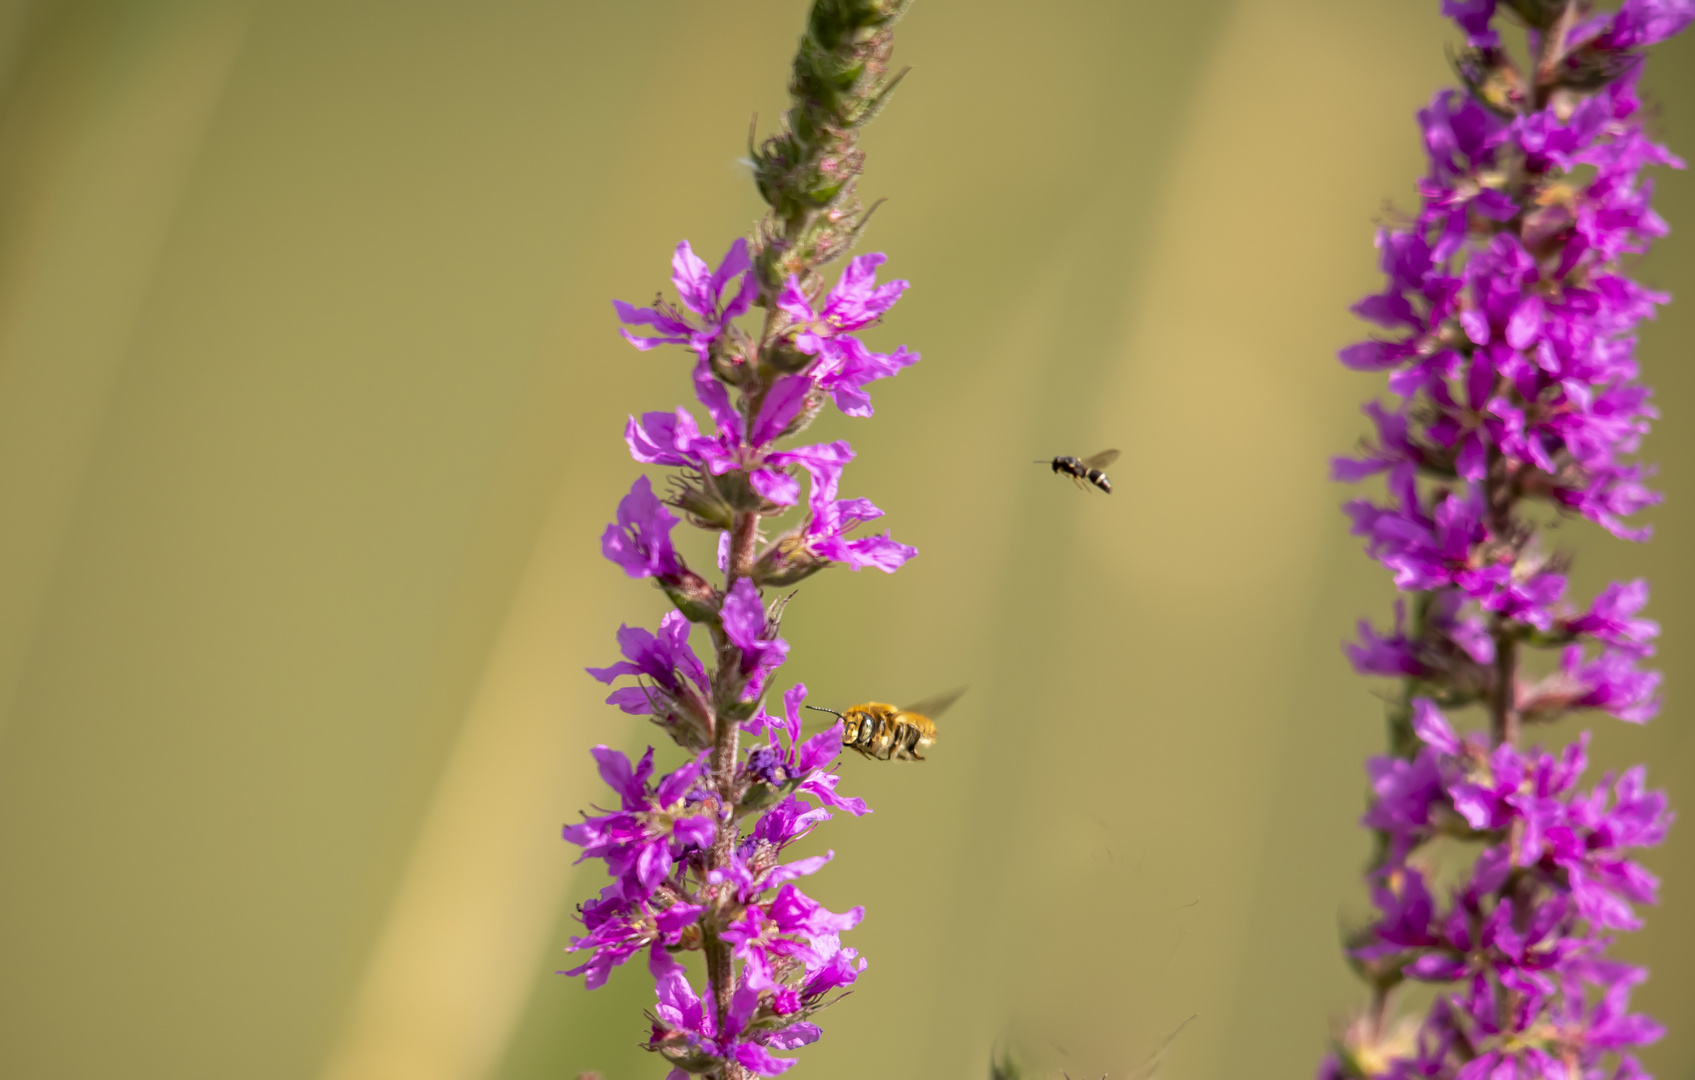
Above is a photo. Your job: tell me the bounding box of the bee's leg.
[890,724,918,761]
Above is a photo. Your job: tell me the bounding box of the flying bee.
[1039,449,1120,493]
[806,687,966,762]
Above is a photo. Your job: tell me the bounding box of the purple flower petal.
[750,374,813,447]
[733,1042,798,1076]
[1411,698,1461,755]
[749,468,801,506]
[720,577,766,656]
[602,476,682,579]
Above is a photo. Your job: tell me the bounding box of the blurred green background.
[0,1,1689,1078]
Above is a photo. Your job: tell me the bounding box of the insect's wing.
[900,686,967,720]
[1080,449,1121,470]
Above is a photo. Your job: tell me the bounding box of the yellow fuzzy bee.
[806,687,966,762]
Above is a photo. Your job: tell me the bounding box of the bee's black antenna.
[805,705,845,720]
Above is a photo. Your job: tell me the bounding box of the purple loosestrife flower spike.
[564,3,914,1077]
[1322,6,1684,1079]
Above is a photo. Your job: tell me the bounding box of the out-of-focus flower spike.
[1325,2,1682,1075]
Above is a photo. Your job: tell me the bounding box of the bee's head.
[809,704,856,741]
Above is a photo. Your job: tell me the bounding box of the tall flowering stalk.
[1324,2,1688,1078]
[561,2,917,1077]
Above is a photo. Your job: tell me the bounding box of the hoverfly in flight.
[1040,449,1119,493]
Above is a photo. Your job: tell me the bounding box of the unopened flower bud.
[752,531,831,587]
[763,340,814,374]
[708,334,750,386]
[660,567,721,623]
[666,473,735,530]
[648,1033,717,1075]
[737,780,783,814]
[717,696,761,723]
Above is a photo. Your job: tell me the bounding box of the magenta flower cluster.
[562,234,918,1078]
[618,242,916,581]
[1322,2,1687,1078]
[1347,702,1670,1078]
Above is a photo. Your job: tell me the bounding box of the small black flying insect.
[1039,449,1119,493]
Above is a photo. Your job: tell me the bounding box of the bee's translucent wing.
[1080,449,1120,470]
[900,686,967,719]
